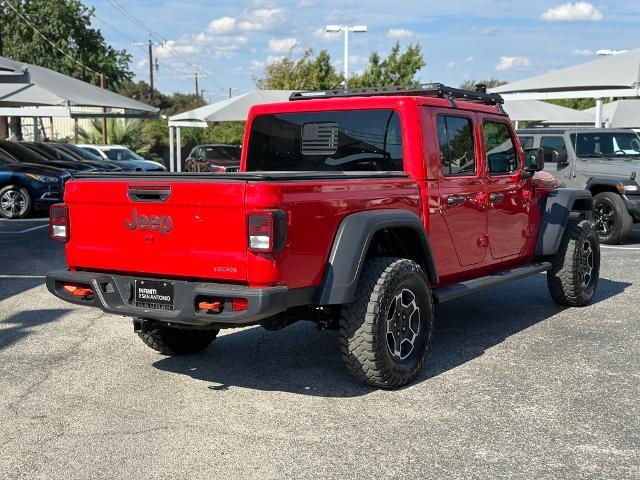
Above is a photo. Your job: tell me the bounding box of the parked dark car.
[77,144,166,171]
[0,147,71,218]
[185,144,241,172]
[0,141,95,173]
[45,143,122,172]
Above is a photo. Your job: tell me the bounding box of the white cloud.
[207,16,237,34]
[268,37,299,54]
[266,55,285,64]
[541,2,603,22]
[470,26,499,36]
[447,61,460,70]
[137,58,148,68]
[387,28,413,39]
[495,56,532,72]
[249,59,265,71]
[239,8,283,32]
[298,0,314,6]
[465,56,475,64]
[572,48,594,56]
[155,40,200,59]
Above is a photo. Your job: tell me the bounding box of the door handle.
[489,193,504,202]
[447,196,466,206]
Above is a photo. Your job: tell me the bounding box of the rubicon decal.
[124,210,173,235]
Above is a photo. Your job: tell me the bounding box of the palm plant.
[78,118,150,155]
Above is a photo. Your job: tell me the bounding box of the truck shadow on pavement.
[152,275,630,397]
[0,308,72,352]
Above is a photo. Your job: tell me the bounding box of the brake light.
[247,210,287,253]
[232,298,249,312]
[50,203,69,241]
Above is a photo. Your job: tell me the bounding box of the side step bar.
[432,262,552,304]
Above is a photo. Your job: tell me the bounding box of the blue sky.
[89,0,640,100]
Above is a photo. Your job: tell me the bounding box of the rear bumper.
[46,270,313,327]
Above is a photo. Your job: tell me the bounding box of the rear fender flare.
[536,188,593,256]
[317,209,438,305]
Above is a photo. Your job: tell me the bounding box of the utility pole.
[133,33,162,101]
[99,73,107,144]
[325,25,367,90]
[183,72,208,106]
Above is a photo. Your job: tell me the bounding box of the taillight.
[247,210,287,253]
[50,203,69,242]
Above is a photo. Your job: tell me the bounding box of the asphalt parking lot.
[0,218,638,479]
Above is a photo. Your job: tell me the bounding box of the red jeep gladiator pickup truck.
[46,84,600,388]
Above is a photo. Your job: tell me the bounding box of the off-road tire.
[0,185,32,219]
[339,257,434,389]
[547,219,600,307]
[593,192,632,244]
[137,323,218,355]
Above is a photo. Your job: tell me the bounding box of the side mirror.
[524,147,544,172]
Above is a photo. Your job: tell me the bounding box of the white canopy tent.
[167,90,294,171]
[491,49,640,127]
[583,100,640,130]
[502,99,594,127]
[0,55,158,117]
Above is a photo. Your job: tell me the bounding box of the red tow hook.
[198,301,223,313]
[63,284,93,297]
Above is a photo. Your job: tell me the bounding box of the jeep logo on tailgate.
[125,210,173,235]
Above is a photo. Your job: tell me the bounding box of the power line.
[5,0,101,78]
[102,0,224,90]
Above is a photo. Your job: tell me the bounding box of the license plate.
[135,279,174,310]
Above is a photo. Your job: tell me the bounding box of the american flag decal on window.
[301,122,338,155]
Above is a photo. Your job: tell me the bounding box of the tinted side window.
[436,116,476,176]
[246,110,403,172]
[540,136,567,163]
[484,121,519,175]
[518,136,534,148]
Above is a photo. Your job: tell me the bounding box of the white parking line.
[0,224,48,234]
[601,245,640,250]
[0,275,46,279]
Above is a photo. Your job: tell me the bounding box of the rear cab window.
[245,110,403,171]
[483,121,519,175]
[436,115,476,176]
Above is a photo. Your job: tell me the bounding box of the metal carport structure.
[0,55,159,140]
[491,49,640,127]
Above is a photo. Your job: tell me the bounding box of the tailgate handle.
[128,185,171,202]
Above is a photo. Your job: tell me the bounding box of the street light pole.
[325,24,367,90]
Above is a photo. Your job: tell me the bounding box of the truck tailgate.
[64,179,248,282]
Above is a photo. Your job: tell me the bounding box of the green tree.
[254,48,342,90]
[459,79,507,91]
[350,42,426,88]
[117,80,170,110]
[1,0,132,88]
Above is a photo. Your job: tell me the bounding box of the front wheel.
[593,192,632,244]
[547,219,600,307]
[136,321,218,355]
[339,257,434,389]
[0,185,32,219]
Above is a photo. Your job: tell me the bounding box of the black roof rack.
[289,83,504,107]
